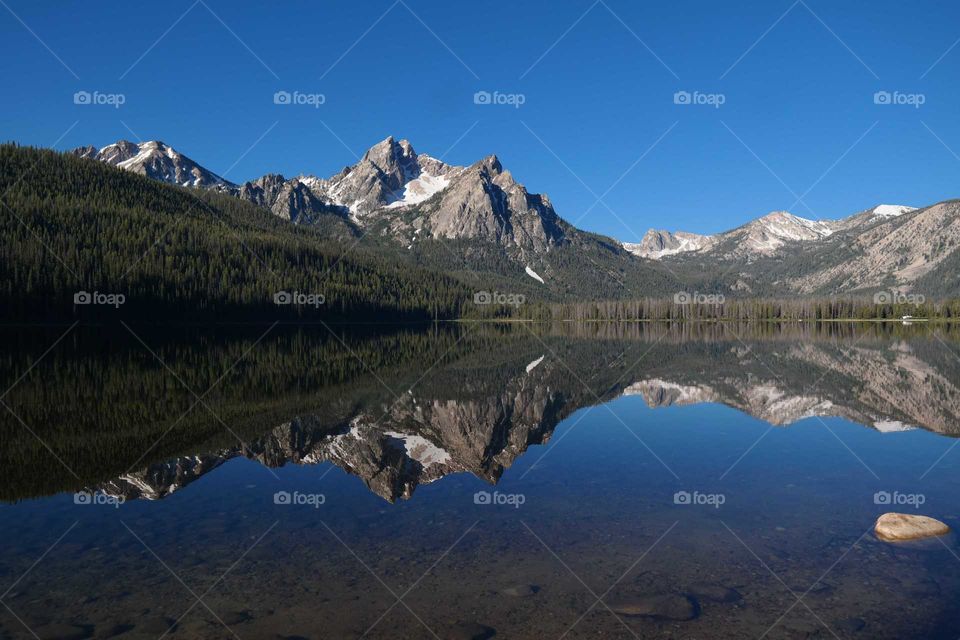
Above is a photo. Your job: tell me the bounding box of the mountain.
[719,211,837,257]
[624,209,845,261]
[623,229,717,259]
[627,211,818,261]
[236,136,568,255]
[237,173,350,229]
[74,136,570,256]
[785,199,960,294]
[624,201,960,297]
[626,208,907,262]
[58,135,960,299]
[72,140,234,190]
[70,136,679,300]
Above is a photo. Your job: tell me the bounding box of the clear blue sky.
[2,0,959,240]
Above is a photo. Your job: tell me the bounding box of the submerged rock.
[130,617,178,636]
[32,623,93,640]
[836,617,866,633]
[685,583,742,603]
[450,621,496,639]
[606,594,699,621]
[500,584,539,597]
[789,580,832,595]
[219,610,253,625]
[875,513,950,541]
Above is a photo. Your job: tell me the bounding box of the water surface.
[2,322,960,639]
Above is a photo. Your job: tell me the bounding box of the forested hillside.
[0,144,472,320]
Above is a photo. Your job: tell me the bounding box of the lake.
[2,321,960,639]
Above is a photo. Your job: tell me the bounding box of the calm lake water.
[2,322,960,639]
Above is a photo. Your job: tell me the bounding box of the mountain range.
[67,137,960,298]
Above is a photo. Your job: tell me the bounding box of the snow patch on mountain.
[525,355,545,373]
[622,379,717,405]
[80,140,233,189]
[873,420,916,433]
[525,266,545,283]
[872,204,916,218]
[752,212,835,241]
[384,431,451,467]
[624,230,716,259]
[385,171,451,209]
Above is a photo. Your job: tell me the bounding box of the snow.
[759,212,834,240]
[622,231,715,260]
[622,379,715,405]
[625,237,713,259]
[873,204,916,218]
[525,355,545,373]
[295,175,323,190]
[384,431,451,467]
[385,172,450,209]
[319,418,367,462]
[732,211,838,255]
[525,266,545,283]
[110,140,227,187]
[116,147,155,170]
[873,420,916,433]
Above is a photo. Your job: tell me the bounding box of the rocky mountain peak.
[97,139,141,164]
[69,144,97,160]
[237,173,288,208]
[75,139,234,190]
[361,136,417,172]
[477,154,503,175]
[623,229,716,259]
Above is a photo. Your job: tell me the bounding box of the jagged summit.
[75,134,570,256]
[71,135,569,256]
[71,140,233,190]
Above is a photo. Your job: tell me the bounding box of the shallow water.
[2,322,960,639]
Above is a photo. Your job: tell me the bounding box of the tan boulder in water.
[875,513,950,541]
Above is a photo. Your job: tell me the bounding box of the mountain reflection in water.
[4,321,960,504]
